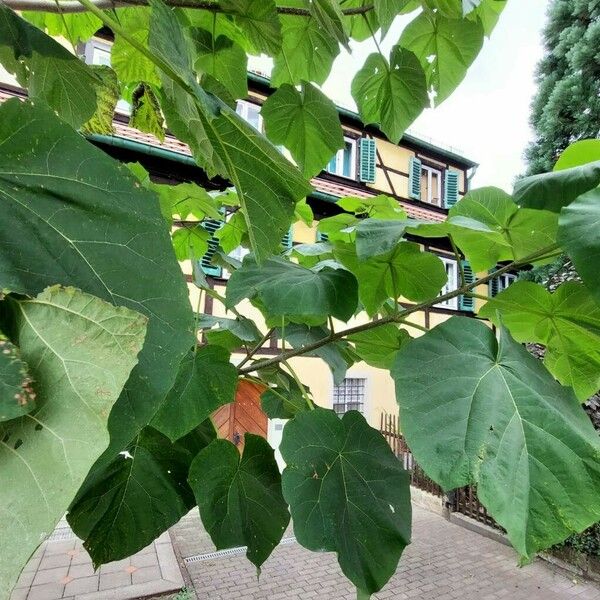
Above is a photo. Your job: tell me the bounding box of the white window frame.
[236,100,263,132]
[332,376,368,416]
[497,273,517,293]
[326,136,357,180]
[421,164,443,206]
[436,256,459,310]
[83,39,131,115]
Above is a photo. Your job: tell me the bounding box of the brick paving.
[11,525,184,600]
[175,506,600,600]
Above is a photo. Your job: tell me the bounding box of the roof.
[311,178,446,222]
[0,85,446,222]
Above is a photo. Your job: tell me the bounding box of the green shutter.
[444,170,460,208]
[459,260,475,312]
[200,219,222,278]
[316,231,329,243]
[281,226,293,250]
[359,137,377,183]
[488,271,500,297]
[408,156,422,200]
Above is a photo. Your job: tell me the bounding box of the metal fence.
[379,413,503,531]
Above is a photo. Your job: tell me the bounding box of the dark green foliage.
[525,0,600,174]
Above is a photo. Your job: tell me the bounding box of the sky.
[251,0,551,191]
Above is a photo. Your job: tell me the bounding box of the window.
[490,273,517,297]
[421,164,443,206]
[332,378,366,415]
[437,257,458,310]
[85,39,111,66]
[326,137,357,179]
[236,100,263,132]
[83,39,130,114]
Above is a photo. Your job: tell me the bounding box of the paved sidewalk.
[11,523,184,600]
[174,506,600,600]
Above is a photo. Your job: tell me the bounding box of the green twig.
[238,242,560,375]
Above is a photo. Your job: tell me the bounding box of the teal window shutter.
[459,260,475,312]
[359,138,377,183]
[444,170,460,208]
[408,157,422,200]
[488,271,500,297]
[316,231,329,242]
[200,219,223,278]
[281,226,293,250]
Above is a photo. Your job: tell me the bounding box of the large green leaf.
[171,225,210,260]
[188,434,290,569]
[0,336,35,421]
[311,0,349,49]
[334,241,447,315]
[446,187,558,271]
[513,161,600,212]
[130,83,165,141]
[81,65,119,136]
[466,0,507,36]
[554,139,600,171]
[0,5,99,128]
[392,317,600,559]
[352,46,428,143]
[220,0,282,55]
[281,408,411,596]
[480,281,600,400]
[272,13,339,86]
[558,189,600,304]
[149,3,312,261]
[374,0,414,36]
[0,99,194,460]
[151,347,238,442]
[355,218,412,259]
[262,82,344,178]
[261,376,312,419]
[280,324,355,385]
[22,12,102,46]
[191,27,248,99]
[68,423,215,567]
[341,0,379,41]
[0,286,146,594]
[348,324,410,370]
[226,257,359,324]
[111,9,160,85]
[399,10,484,105]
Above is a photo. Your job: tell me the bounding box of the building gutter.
[86,133,199,167]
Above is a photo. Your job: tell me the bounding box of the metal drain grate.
[184,536,297,564]
[47,528,77,542]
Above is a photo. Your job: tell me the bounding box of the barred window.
[332,378,366,415]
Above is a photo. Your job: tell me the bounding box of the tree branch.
[238,243,560,375]
[9,0,374,16]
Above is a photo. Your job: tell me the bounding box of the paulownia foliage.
[0,286,147,595]
[334,240,447,315]
[0,99,194,463]
[68,422,216,567]
[189,434,290,569]
[393,317,600,559]
[0,6,100,128]
[281,408,411,596]
[559,189,600,304]
[0,335,34,422]
[262,82,344,179]
[481,281,600,400]
[352,46,428,143]
[151,347,238,442]
[226,257,359,324]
